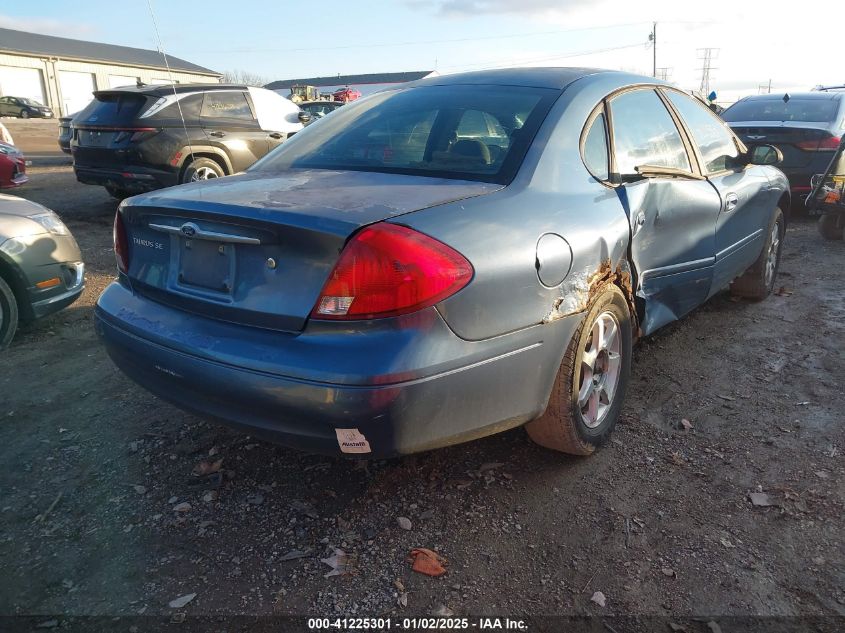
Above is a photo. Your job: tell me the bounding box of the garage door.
[0,66,47,105]
[108,74,138,89]
[59,70,96,116]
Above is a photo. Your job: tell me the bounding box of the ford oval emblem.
[181,224,197,237]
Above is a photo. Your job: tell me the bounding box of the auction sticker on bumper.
[335,428,371,454]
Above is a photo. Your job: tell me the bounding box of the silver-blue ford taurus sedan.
[95,68,789,457]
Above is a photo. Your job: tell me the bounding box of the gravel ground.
[0,167,843,629]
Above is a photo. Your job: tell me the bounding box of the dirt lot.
[0,167,843,629]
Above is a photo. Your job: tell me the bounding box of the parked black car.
[722,91,845,203]
[70,84,304,199]
[58,115,74,154]
[0,96,54,118]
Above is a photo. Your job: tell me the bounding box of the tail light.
[112,127,160,143]
[796,136,840,151]
[311,223,473,320]
[113,211,129,273]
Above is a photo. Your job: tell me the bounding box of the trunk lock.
[266,257,277,270]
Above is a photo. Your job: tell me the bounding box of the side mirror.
[298,111,312,124]
[748,144,783,166]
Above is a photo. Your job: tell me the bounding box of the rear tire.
[730,207,784,301]
[525,284,632,455]
[105,185,131,200]
[181,157,225,184]
[0,276,19,350]
[818,213,843,241]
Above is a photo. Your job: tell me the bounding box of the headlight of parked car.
[30,212,70,236]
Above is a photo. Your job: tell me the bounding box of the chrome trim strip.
[716,229,763,261]
[641,256,714,280]
[149,223,261,245]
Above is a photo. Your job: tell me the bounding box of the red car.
[0,143,28,188]
[333,87,362,103]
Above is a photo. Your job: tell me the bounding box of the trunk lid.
[728,120,838,168]
[121,169,501,332]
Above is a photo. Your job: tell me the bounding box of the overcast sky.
[2,0,839,103]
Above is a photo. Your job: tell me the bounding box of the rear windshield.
[250,84,558,184]
[75,94,148,126]
[722,98,840,123]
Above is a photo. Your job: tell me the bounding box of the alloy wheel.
[764,220,781,288]
[577,311,622,428]
[190,166,219,181]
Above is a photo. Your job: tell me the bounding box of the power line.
[440,41,650,73]
[197,22,652,55]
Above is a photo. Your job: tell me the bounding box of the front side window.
[609,89,691,176]
[200,91,254,122]
[582,111,609,181]
[250,84,557,184]
[666,90,739,173]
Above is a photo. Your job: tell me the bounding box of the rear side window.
[76,94,147,125]
[582,111,609,181]
[609,89,690,175]
[200,91,254,122]
[666,90,739,173]
[722,98,839,123]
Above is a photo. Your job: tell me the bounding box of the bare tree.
[221,69,270,87]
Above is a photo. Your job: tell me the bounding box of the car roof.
[408,67,618,90]
[94,83,249,97]
[737,92,844,102]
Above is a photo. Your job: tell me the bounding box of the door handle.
[209,131,226,138]
[725,193,739,212]
[269,132,284,139]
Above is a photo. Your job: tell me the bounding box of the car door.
[663,89,775,295]
[607,87,722,334]
[199,90,269,172]
[0,98,9,117]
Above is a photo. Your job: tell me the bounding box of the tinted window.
[75,94,147,125]
[667,91,739,173]
[722,98,839,123]
[251,85,556,184]
[582,111,609,180]
[201,91,254,121]
[610,89,690,175]
[151,94,203,121]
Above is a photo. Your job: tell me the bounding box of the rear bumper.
[94,281,577,457]
[73,164,178,192]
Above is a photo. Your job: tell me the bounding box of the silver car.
[95,68,788,457]
[0,194,84,348]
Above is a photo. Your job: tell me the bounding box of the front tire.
[0,276,19,350]
[526,284,632,455]
[730,207,784,301]
[19,110,29,119]
[818,213,843,241]
[181,157,225,184]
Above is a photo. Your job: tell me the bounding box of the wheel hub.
[577,311,622,429]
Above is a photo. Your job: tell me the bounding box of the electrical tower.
[656,67,672,82]
[697,48,720,95]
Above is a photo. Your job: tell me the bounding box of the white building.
[0,27,220,116]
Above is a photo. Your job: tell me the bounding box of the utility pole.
[650,22,657,78]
